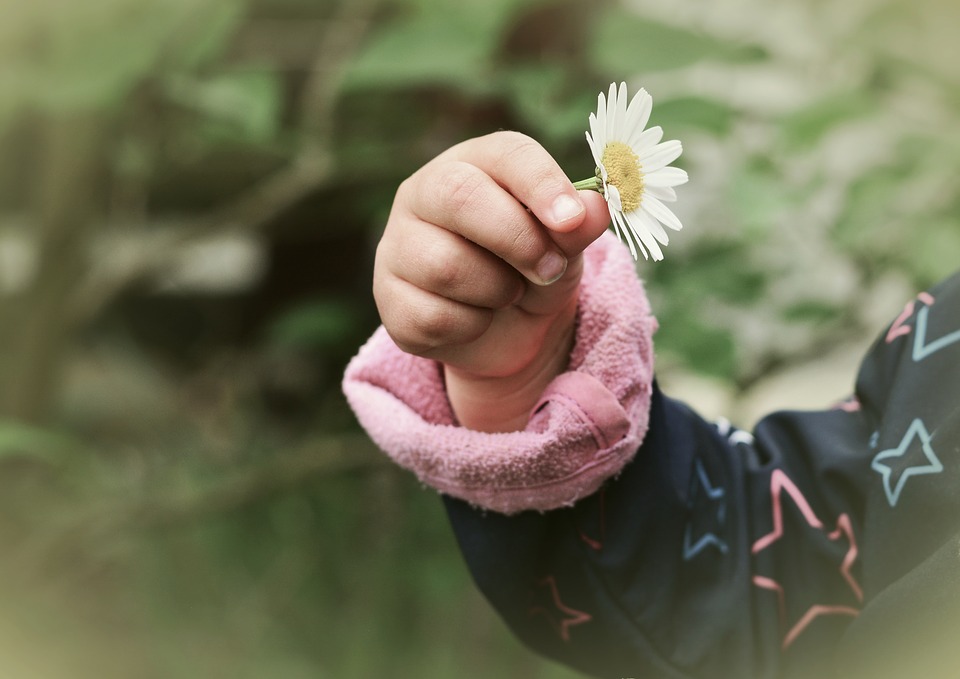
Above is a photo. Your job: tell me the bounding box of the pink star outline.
[577,487,606,551]
[886,292,935,343]
[528,575,592,642]
[831,397,861,413]
[751,469,864,649]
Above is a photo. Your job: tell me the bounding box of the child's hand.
[373,131,611,432]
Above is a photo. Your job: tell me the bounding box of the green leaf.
[0,420,75,462]
[0,0,246,124]
[783,301,843,324]
[903,218,960,287]
[168,2,246,71]
[344,0,546,91]
[500,66,597,144]
[654,96,737,136]
[165,69,282,143]
[729,160,792,240]
[779,91,876,149]
[267,299,363,351]
[590,10,764,74]
[655,313,738,381]
[345,13,495,90]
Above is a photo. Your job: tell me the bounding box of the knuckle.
[394,175,415,205]
[386,314,441,357]
[506,224,543,267]
[426,254,463,291]
[492,129,536,148]
[526,164,565,198]
[498,131,542,165]
[409,232,468,292]
[437,163,486,216]
[420,301,462,344]
[491,277,525,309]
[493,131,569,203]
[418,302,492,352]
[404,301,461,354]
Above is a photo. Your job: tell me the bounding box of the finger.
[373,270,495,357]
[513,192,612,316]
[445,131,587,234]
[386,217,525,310]
[405,161,569,286]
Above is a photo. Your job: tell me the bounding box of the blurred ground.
[0,0,957,676]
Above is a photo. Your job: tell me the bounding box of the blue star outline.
[683,459,729,559]
[871,418,943,507]
[913,305,960,362]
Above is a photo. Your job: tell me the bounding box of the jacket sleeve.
[344,236,960,678]
[443,271,960,679]
[443,384,877,679]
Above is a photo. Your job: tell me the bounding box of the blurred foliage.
[0,0,957,676]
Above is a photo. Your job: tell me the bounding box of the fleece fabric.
[343,231,657,514]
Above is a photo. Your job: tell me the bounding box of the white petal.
[606,183,623,212]
[595,92,607,146]
[611,211,639,260]
[617,83,628,124]
[623,88,652,146]
[646,185,677,202]
[644,166,688,188]
[606,83,619,138]
[624,210,662,260]
[586,112,598,142]
[585,130,603,170]
[616,82,630,134]
[588,108,606,150]
[639,139,682,173]
[630,125,663,152]
[642,195,683,232]
[636,207,670,245]
[618,212,647,260]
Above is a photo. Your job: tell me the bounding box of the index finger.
[443,131,587,234]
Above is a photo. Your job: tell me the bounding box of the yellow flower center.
[601,141,644,212]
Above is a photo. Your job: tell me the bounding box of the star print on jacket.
[752,470,863,649]
[683,458,728,560]
[527,575,592,642]
[885,291,960,362]
[576,487,606,551]
[871,418,943,507]
[911,303,960,362]
[886,292,935,343]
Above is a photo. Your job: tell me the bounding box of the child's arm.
[345,125,960,677]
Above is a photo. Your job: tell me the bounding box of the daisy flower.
[573,82,688,261]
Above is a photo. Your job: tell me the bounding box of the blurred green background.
[0,0,957,676]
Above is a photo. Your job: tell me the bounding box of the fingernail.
[535,251,567,285]
[551,194,584,224]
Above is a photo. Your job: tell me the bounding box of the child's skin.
[373,131,612,433]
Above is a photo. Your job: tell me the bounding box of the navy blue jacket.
[445,271,960,679]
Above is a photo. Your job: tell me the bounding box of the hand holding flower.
[373,131,611,432]
[373,84,687,432]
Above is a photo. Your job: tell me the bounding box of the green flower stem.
[572,176,603,193]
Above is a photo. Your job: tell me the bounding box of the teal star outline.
[871,418,943,507]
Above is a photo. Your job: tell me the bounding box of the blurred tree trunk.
[0,114,106,423]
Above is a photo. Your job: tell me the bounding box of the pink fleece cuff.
[342,230,657,514]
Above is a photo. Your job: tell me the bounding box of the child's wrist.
[444,311,576,433]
